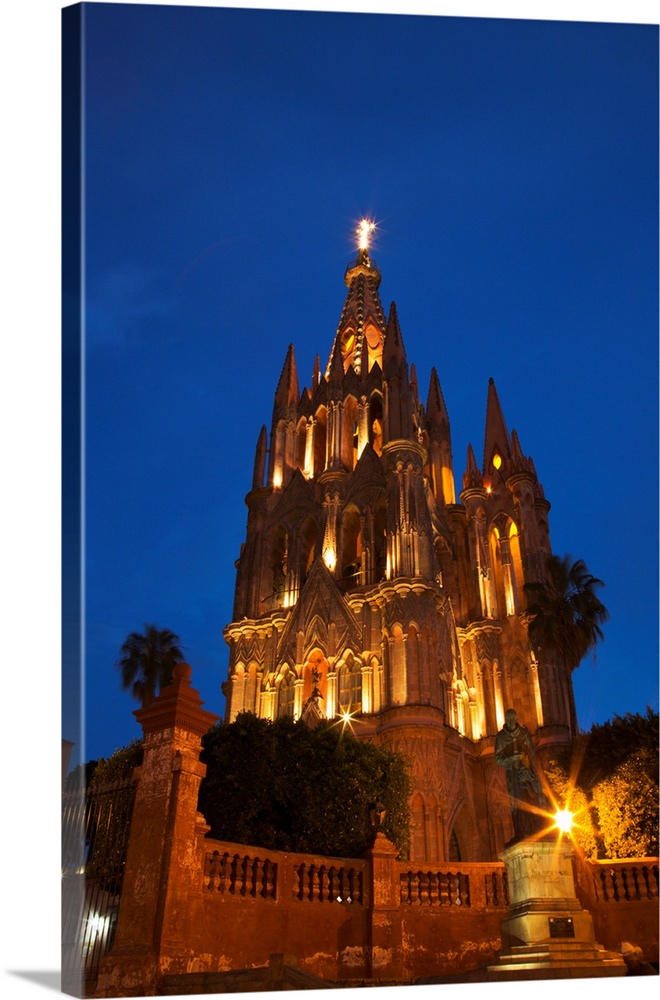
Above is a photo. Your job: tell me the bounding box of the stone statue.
[495,708,547,843]
[301,666,324,728]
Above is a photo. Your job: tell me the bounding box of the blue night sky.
[68,1,658,767]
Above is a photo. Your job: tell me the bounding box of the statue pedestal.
[488,838,626,979]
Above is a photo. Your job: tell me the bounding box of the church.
[222,224,575,864]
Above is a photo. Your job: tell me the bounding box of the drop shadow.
[7,971,61,993]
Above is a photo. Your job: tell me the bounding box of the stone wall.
[92,664,658,997]
[573,856,659,959]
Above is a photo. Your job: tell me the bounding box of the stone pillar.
[304,417,314,479]
[326,668,337,718]
[361,663,373,714]
[364,832,402,981]
[95,663,219,997]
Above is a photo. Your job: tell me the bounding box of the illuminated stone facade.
[223,243,576,862]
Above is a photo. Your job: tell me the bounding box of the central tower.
[223,225,574,862]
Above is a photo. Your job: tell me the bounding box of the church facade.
[223,234,575,863]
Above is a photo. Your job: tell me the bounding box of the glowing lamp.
[554,808,574,834]
[357,219,376,251]
[323,547,337,572]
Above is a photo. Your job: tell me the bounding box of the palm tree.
[524,555,608,736]
[117,624,184,708]
[524,555,608,670]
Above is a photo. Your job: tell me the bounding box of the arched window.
[299,516,318,589]
[313,406,328,478]
[340,327,356,371]
[229,664,245,722]
[448,829,462,862]
[338,656,362,714]
[509,521,524,608]
[373,499,387,582]
[341,505,362,591]
[488,526,502,618]
[278,671,295,718]
[368,394,383,457]
[389,625,406,706]
[489,518,522,617]
[407,624,420,703]
[244,663,258,715]
[295,416,307,475]
[270,525,289,605]
[364,322,383,371]
[342,395,359,471]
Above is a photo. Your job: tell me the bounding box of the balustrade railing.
[294,863,365,904]
[591,860,659,902]
[484,868,509,907]
[399,869,471,906]
[204,850,277,898]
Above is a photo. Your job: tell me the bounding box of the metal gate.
[61,775,136,996]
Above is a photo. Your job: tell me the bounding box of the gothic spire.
[251,425,268,490]
[382,301,407,371]
[311,354,321,392]
[426,367,455,505]
[509,428,536,477]
[382,301,413,442]
[327,334,345,400]
[462,443,484,491]
[326,223,387,379]
[426,367,450,435]
[410,362,419,408]
[482,377,511,476]
[273,343,300,414]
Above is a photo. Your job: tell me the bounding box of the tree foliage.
[90,739,144,787]
[116,624,184,707]
[524,554,608,671]
[199,713,411,858]
[545,709,658,859]
[591,754,659,858]
[575,708,658,789]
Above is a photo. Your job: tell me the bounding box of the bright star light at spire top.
[357,219,376,251]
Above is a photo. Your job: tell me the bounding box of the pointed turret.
[269,344,300,489]
[426,367,455,505]
[410,363,420,412]
[328,335,345,397]
[327,239,387,378]
[482,377,511,480]
[382,301,413,443]
[426,367,450,436]
[382,301,407,369]
[462,443,484,492]
[251,425,268,490]
[273,343,300,414]
[311,354,321,393]
[509,428,536,478]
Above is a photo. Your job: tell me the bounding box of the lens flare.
[554,808,574,834]
[357,219,376,251]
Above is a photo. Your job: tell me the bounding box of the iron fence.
[61,776,136,996]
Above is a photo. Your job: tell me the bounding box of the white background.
[1,1,656,998]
